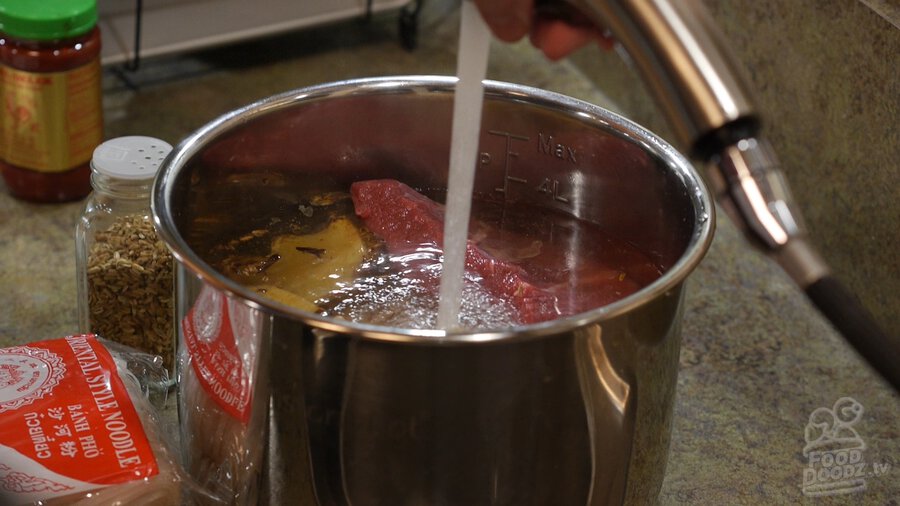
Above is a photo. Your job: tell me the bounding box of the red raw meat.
[350,179,642,323]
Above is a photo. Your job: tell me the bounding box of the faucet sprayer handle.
[540,0,758,156]
[711,137,900,391]
[535,0,899,390]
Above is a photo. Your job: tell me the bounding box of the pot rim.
[152,75,715,344]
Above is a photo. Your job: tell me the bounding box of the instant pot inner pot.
[157,79,714,505]
[169,84,700,327]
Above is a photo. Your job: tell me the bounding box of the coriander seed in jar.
[75,136,175,368]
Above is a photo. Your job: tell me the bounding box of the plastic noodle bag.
[0,334,195,505]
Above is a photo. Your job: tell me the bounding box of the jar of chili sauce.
[0,0,103,202]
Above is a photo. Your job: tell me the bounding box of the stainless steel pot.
[152,76,714,505]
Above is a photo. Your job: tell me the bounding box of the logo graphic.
[191,287,223,343]
[802,397,870,497]
[0,464,72,494]
[0,346,66,413]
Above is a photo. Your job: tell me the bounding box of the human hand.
[472,0,613,60]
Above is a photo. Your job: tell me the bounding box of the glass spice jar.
[0,0,104,202]
[75,136,175,369]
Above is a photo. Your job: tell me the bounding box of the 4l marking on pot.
[482,130,572,205]
[536,178,570,203]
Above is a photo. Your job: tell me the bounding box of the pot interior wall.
[169,85,699,278]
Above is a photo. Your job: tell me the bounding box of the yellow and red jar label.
[0,60,103,173]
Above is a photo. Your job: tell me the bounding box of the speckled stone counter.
[1,3,897,504]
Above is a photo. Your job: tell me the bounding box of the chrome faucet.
[542,0,898,389]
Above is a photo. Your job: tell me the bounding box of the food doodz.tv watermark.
[801,397,892,497]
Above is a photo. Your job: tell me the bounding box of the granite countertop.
[0,4,896,504]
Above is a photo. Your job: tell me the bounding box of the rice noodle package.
[0,334,188,505]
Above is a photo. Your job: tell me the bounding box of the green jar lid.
[0,0,97,40]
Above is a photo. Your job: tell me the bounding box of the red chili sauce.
[0,25,102,202]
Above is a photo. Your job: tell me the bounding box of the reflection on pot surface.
[178,285,269,504]
[155,77,714,505]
